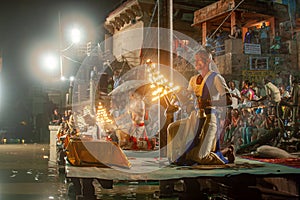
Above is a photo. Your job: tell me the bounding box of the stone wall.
[214,39,246,76]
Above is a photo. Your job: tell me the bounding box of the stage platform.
[66,150,300,199]
[66,151,300,181]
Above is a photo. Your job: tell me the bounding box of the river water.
[0,144,179,200]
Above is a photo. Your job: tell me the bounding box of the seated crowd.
[220,75,300,151]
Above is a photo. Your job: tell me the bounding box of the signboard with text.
[244,43,261,55]
[242,70,275,83]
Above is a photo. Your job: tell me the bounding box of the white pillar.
[48,125,60,164]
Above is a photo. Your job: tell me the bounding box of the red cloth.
[129,136,152,150]
[242,156,300,168]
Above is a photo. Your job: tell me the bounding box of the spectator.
[215,29,228,56]
[214,31,225,56]
[228,81,241,109]
[263,76,281,104]
[241,80,255,103]
[228,25,242,39]
[112,69,122,89]
[236,108,254,145]
[251,82,260,99]
[224,109,241,144]
[62,110,70,123]
[279,84,290,99]
[252,26,260,44]
[244,28,253,44]
[205,33,214,53]
[259,22,270,53]
[270,31,281,54]
[242,110,255,145]
[274,73,283,88]
[258,76,281,119]
[291,76,300,124]
[50,108,62,125]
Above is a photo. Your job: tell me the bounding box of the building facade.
[103,0,300,85]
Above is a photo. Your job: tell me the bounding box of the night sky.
[0,0,122,133]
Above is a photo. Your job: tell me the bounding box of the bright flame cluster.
[146,62,180,101]
[96,102,113,125]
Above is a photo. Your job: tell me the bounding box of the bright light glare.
[42,53,58,72]
[60,76,75,81]
[71,28,81,44]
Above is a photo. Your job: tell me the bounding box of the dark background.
[0,0,122,140]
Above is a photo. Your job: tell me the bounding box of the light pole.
[41,13,82,110]
[58,12,81,80]
[58,11,82,109]
[59,12,63,79]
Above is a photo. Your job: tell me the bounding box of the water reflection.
[95,181,166,200]
[0,144,180,200]
[0,144,68,200]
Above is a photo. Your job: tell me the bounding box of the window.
[249,56,269,70]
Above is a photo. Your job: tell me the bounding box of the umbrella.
[134,82,156,97]
[108,80,151,96]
